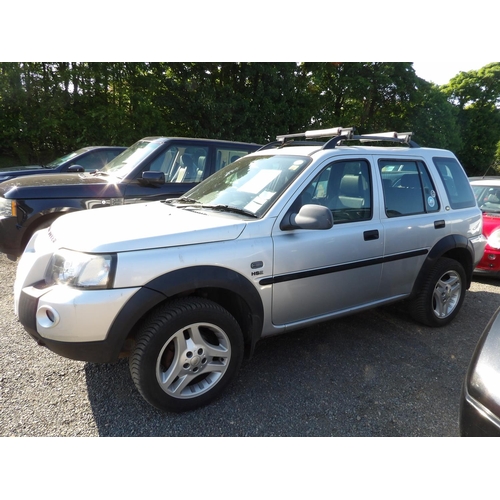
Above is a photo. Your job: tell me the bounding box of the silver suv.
[14,128,486,412]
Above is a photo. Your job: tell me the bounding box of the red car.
[470,178,500,275]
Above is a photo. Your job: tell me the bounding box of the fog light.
[488,254,497,261]
[36,305,60,329]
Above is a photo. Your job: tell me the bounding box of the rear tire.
[129,297,244,412]
[409,257,466,327]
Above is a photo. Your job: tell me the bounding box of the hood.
[0,172,120,198]
[0,165,45,180]
[0,164,44,172]
[47,201,247,253]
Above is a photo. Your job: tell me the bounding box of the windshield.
[45,149,86,168]
[472,184,500,214]
[177,154,310,217]
[100,140,164,178]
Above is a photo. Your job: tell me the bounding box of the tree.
[406,78,461,151]
[1,62,499,170]
[441,62,500,175]
[154,62,313,143]
[303,62,423,133]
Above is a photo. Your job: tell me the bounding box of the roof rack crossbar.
[323,131,418,149]
[358,131,413,143]
[276,127,354,143]
[262,128,418,151]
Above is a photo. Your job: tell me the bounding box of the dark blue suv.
[0,146,126,182]
[0,137,261,259]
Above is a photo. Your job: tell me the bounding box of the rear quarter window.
[433,157,476,209]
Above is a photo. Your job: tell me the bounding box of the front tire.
[409,257,466,327]
[129,297,244,412]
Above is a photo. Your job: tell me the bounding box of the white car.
[14,127,486,412]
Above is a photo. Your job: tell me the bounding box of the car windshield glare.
[472,185,500,214]
[45,150,83,168]
[100,140,162,178]
[182,154,310,217]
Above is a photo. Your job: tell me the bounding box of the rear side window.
[215,147,255,171]
[433,157,476,209]
[379,160,439,217]
[74,150,121,171]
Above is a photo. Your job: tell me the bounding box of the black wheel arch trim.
[411,234,475,296]
[144,266,264,353]
[104,266,264,362]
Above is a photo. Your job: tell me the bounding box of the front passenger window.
[293,160,372,224]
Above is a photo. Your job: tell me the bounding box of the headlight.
[0,197,16,218]
[45,249,116,289]
[487,229,500,250]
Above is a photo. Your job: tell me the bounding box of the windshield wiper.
[200,204,258,218]
[176,196,199,204]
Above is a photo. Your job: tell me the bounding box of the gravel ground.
[1,252,499,437]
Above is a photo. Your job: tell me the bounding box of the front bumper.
[0,215,24,257]
[17,283,140,362]
[474,247,500,275]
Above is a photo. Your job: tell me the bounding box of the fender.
[147,265,265,353]
[105,266,265,361]
[411,234,475,296]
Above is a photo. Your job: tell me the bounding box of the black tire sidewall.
[411,257,466,327]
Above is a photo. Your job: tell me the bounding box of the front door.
[271,158,385,326]
[124,144,210,203]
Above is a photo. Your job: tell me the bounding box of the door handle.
[364,229,379,241]
[434,220,445,229]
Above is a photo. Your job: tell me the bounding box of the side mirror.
[280,204,334,230]
[67,164,84,172]
[139,170,165,186]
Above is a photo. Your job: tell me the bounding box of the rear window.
[433,157,476,209]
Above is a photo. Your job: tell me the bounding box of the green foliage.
[0,62,499,173]
[441,62,500,175]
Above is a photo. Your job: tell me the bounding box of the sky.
[412,61,495,85]
[2,3,496,87]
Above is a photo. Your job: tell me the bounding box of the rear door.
[377,156,449,296]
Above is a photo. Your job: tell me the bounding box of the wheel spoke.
[203,358,229,373]
[433,287,446,317]
[166,373,196,396]
[433,271,461,318]
[157,334,186,388]
[187,323,230,358]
